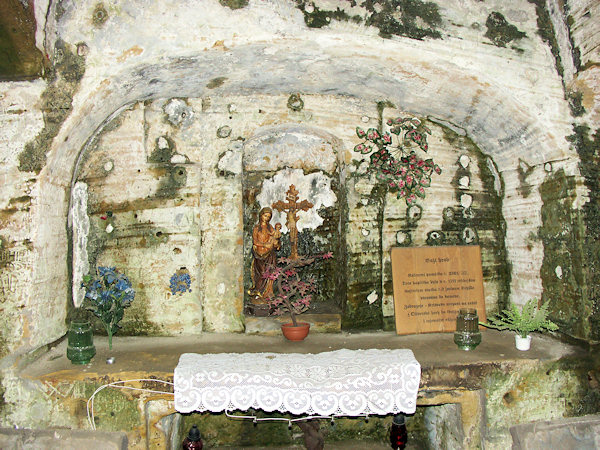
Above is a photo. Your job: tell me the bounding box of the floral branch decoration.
[265,252,333,327]
[354,117,442,204]
[82,266,135,349]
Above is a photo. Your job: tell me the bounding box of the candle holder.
[390,414,408,450]
[453,308,481,351]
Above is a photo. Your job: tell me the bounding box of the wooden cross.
[272,185,313,260]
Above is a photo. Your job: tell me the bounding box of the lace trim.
[174,349,420,416]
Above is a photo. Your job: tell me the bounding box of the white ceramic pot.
[515,334,532,351]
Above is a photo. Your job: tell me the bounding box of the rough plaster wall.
[566,0,600,66]
[0,80,53,355]
[379,114,507,319]
[77,102,204,335]
[0,0,590,350]
[568,0,600,125]
[71,91,510,334]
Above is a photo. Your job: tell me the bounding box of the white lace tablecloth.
[174,349,420,416]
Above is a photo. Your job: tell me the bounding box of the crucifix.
[272,184,314,260]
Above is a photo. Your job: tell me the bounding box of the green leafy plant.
[480,298,558,338]
[82,266,135,349]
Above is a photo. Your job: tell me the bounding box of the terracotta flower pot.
[281,322,310,341]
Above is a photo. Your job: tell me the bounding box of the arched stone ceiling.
[43,40,572,191]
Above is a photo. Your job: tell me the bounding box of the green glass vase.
[66,321,96,364]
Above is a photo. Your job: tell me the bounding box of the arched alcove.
[25,40,574,348]
[242,123,345,321]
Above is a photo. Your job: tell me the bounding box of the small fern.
[481,299,558,338]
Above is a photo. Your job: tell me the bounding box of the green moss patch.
[0,0,45,80]
[566,125,600,341]
[18,39,86,173]
[75,380,140,432]
[484,12,526,48]
[527,0,563,78]
[219,0,249,9]
[539,169,586,337]
[296,0,442,40]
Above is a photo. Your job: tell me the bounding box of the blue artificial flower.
[169,271,192,295]
[115,278,131,291]
[99,289,112,305]
[121,288,135,305]
[98,266,116,276]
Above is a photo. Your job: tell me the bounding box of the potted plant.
[480,298,558,350]
[81,266,135,350]
[266,252,332,341]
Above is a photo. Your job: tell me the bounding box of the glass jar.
[66,321,96,364]
[453,308,481,351]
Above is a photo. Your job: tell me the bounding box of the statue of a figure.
[250,207,281,303]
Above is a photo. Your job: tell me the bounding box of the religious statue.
[250,207,282,304]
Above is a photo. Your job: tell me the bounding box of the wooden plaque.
[391,245,486,335]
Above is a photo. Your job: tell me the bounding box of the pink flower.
[322,252,334,259]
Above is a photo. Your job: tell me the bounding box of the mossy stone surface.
[296,0,442,40]
[18,39,86,173]
[484,12,526,48]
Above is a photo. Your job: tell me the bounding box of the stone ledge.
[510,414,600,449]
[0,428,128,450]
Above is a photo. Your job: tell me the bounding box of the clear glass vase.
[453,308,481,351]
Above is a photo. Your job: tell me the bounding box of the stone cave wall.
[0,0,599,447]
[65,93,511,336]
[0,0,597,354]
